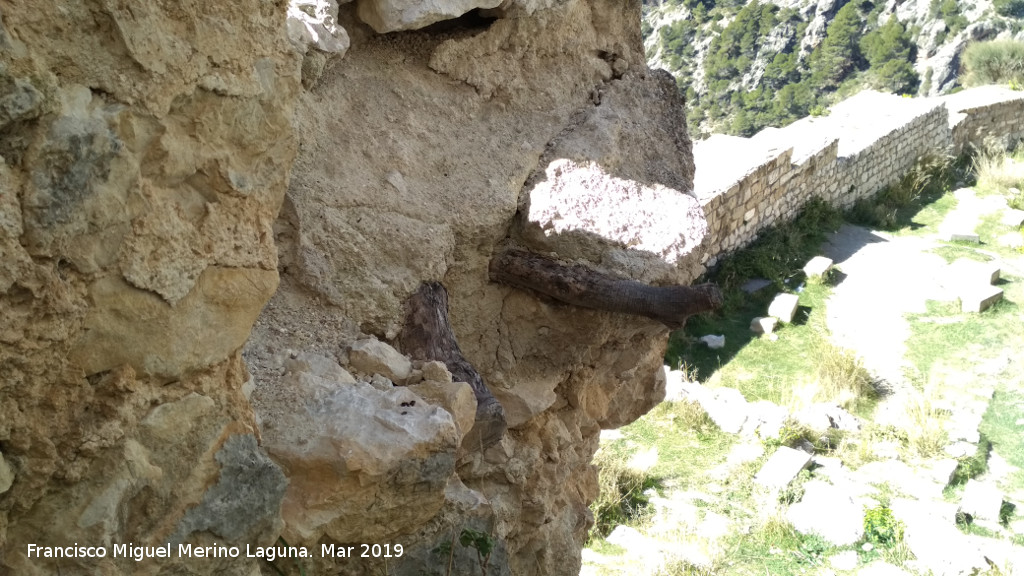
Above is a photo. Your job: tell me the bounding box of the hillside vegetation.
[644,0,1024,137]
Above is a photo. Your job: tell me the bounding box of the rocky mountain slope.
[644,0,1024,137]
[0,0,710,574]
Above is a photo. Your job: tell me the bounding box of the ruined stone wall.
[945,86,1024,154]
[698,86,1024,265]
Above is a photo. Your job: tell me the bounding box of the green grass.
[589,400,735,542]
[979,385,1024,499]
[931,244,995,263]
[719,518,837,575]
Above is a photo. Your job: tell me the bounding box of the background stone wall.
[696,86,1024,265]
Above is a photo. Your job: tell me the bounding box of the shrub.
[816,343,876,412]
[962,40,1024,86]
[973,146,1024,193]
[864,506,904,545]
[994,0,1024,17]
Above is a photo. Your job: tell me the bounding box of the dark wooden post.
[489,248,722,329]
[401,282,506,452]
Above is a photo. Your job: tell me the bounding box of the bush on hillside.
[961,40,1024,86]
[994,0,1024,17]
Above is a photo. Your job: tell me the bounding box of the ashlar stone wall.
[696,86,1024,265]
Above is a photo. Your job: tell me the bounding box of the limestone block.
[357,0,503,32]
[285,352,355,384]
[421,360,453,383]
[407,380,477,442]
[741,278,771,294]
[950,232,981,243]
[0,452,13,494]
[891,498,988,576]
[286,0,349,55]
[750,316,777,335]
[754,446,811,489]
[259,373,458,544]
[349,339,412,382]
[70,268,278,380]
[687,384,748,433]
[960,285,1003,313]
[699,334,725,349]
[960,479,1003,522]
[1002,209,1024,228]
[742,400,788,439]
[743,208,756,222]
[795,403,860,432]
[768,293,800,323]
[491,374,560,429]
[947,258,1000,286]
[802,256,833,279]
[787,481,863,546]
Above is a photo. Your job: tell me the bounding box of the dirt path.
[820,225,947,391]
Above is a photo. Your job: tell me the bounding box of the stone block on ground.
[1002,209,1024,228]
[803,256,834,279]
[960,479,1003,522]
[749,316,778,335]
[743,400,788,439]
[950,232,981,243]
[699,334,725,349]
[948,258,1000,286]
[999,232,1024,248]
[700,387,749,434]
[960,285,1003,313]
[891,498,987,576]
[741,278,772,294]
[787,481,863,546]
[754,446,812,489]
[349,338,413,382]
[795,403,861,432]
[768,293,800,323]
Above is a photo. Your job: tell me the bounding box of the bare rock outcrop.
[2,0,709,574]
[251,0,709,574]
[0,0,300,574]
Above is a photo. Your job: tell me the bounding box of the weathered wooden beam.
[489,248,722,329]
[400,282,506,451]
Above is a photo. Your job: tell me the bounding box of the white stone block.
[948,258,1000,286]
[755,446,811,489]
[802,256,833,278]
[1002,209,1024,228]
[700,334,726,349]
[960,479,1003,522]
[950,232,981,243]
[768,293,800,323]
[787,481,864,545]
[750,316,778,335]
[959,285,1003,313]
